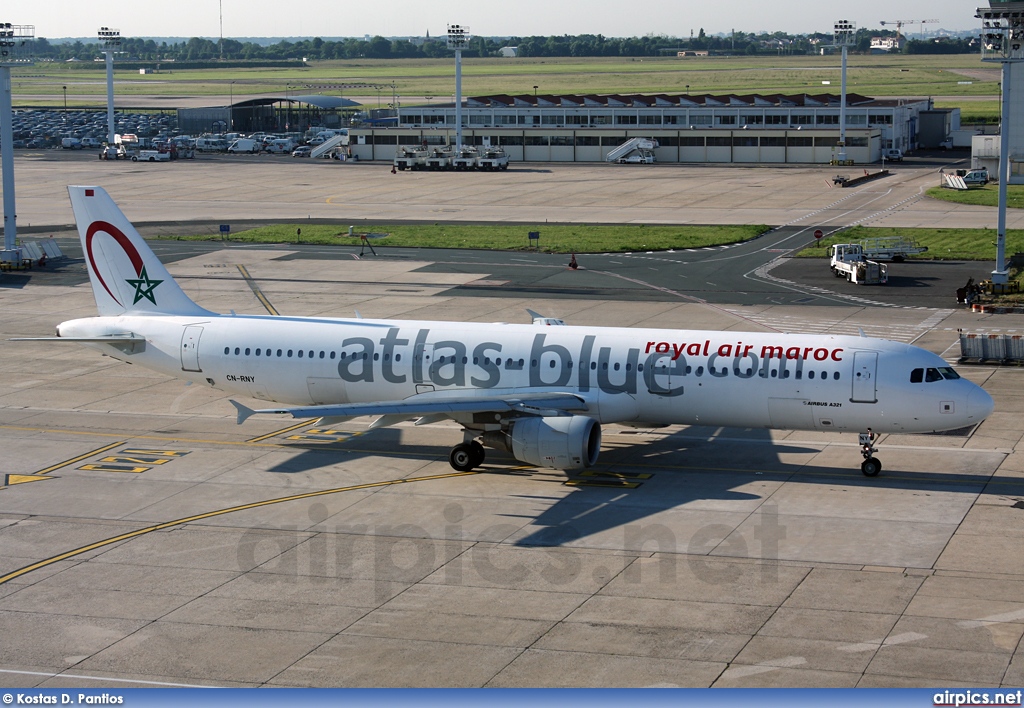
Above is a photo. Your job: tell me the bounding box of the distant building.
[676,51,709,57]
[870,36,905,53]
[498,46,518,58]
[344,91,931,164]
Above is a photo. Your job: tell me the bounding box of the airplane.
[20,186,995,478]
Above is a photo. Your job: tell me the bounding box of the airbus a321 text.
[21,186,995,477]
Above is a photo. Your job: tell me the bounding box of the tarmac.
[0,153,1023,687]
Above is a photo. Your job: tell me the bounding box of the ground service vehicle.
[829,244,888,285]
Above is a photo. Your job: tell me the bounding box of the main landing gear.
[449,440,486,471]
[859,428,881,477]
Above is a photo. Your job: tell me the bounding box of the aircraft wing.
[230,391,589,427]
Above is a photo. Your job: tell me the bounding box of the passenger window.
[833,371,840,380]
[224,347,229,355]
[938,367,961,380]
[808,371,815,379]
[330,352,336,359]
[614,363,620,371]
[321,351,326,359]
[696,366,704,376]
[276,349,282,357]
[287,350,293,357]
[926,368,943,382]
[910,368,923,383]
[255,348,261,356]
[234,347,240,355]
[298,350,304,358]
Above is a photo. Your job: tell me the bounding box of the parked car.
[292,146,312,157]
[883,148,903,162]
[962,168,989,186]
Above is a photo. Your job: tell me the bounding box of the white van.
[61,137,82,150]
[883,148,903,162]
[265,138,298,154]
[195,136,227,152]
[227,138,260,154]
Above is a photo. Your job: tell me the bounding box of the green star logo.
[125,266,163,306]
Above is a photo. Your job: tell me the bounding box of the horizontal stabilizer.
[10,334,143,343]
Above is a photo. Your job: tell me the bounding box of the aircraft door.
[851,351,878,403]
[180,326,203,372]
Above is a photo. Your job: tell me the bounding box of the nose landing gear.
[859,429,881,477]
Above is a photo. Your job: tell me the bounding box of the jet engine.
[483,415,601,470]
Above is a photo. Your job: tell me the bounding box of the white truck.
[858,236,928,263]
[476,146,510,170]
[131,149,170,162]
[425,146,455,169]
[452,146,478,170]
[829,243,888,285]
[393,145,429,170]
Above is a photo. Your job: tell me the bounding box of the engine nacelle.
[485,415,601,470]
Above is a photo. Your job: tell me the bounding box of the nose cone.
[968,386,995,421]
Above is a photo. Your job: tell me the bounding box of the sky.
[27,0,983,40]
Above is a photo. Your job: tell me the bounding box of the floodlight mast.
[833,20,855,164]
[0,22,34,262]
[98,27,121,146]
[447,24,469,150]
[977,1,1024,285]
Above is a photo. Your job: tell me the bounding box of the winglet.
[229,399,256,425]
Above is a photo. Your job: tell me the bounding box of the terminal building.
[343,92,937,164]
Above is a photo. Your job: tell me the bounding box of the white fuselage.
[57,313,993,435]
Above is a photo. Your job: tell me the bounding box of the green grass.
[167,222,769,253]
[14,54,1001,107]
[795,226,1024,260]
[925,184,1024,209]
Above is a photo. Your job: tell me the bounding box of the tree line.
[26,31,978,63]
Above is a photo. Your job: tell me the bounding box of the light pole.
[447,24,469,149]
[62,84,67,122]
[0,22,34,264]
[833,20,855,165]
[229,80,234,130]
[98,27,120,146]
[533,85,538,96]
[978,1,1024,286]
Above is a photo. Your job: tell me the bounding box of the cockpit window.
[910,368,923,383]
[925,368,943,383]
[938,367,961,380]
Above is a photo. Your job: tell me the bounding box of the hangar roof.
[230,95,361,109]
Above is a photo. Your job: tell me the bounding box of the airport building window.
[601,136,625,146]
[765,114,787,125]
[469,115,490,125]
[615,115,639,125]
[733,136,758,147]
[500,136,525,146]
[550,136,573,146]
[847,114,867,125]
[679,136,705,147]
[525,136,549,146]
[542,115,563,125]
[813,137,837,147]
[791,114,814,125]
[869,114,893,125]
[591,115,612,125]
[744,115,764,125]
[707,136,731,147]
[787,136,813,147]
[373,135,398,145]
[760,136,785,147]
[565,115,588,125]
[575,136,600,146]
[715,115,736,126]
[658,136,680,146]
[639,115,662,125]
[847,137,869,147]
[691,115,712,125]
[816,115,839,125]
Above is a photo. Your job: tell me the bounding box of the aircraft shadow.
[260,425,1015,548]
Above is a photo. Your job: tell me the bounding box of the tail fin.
[68,186,212,317]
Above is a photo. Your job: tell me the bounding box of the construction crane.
[879,19,939,41]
